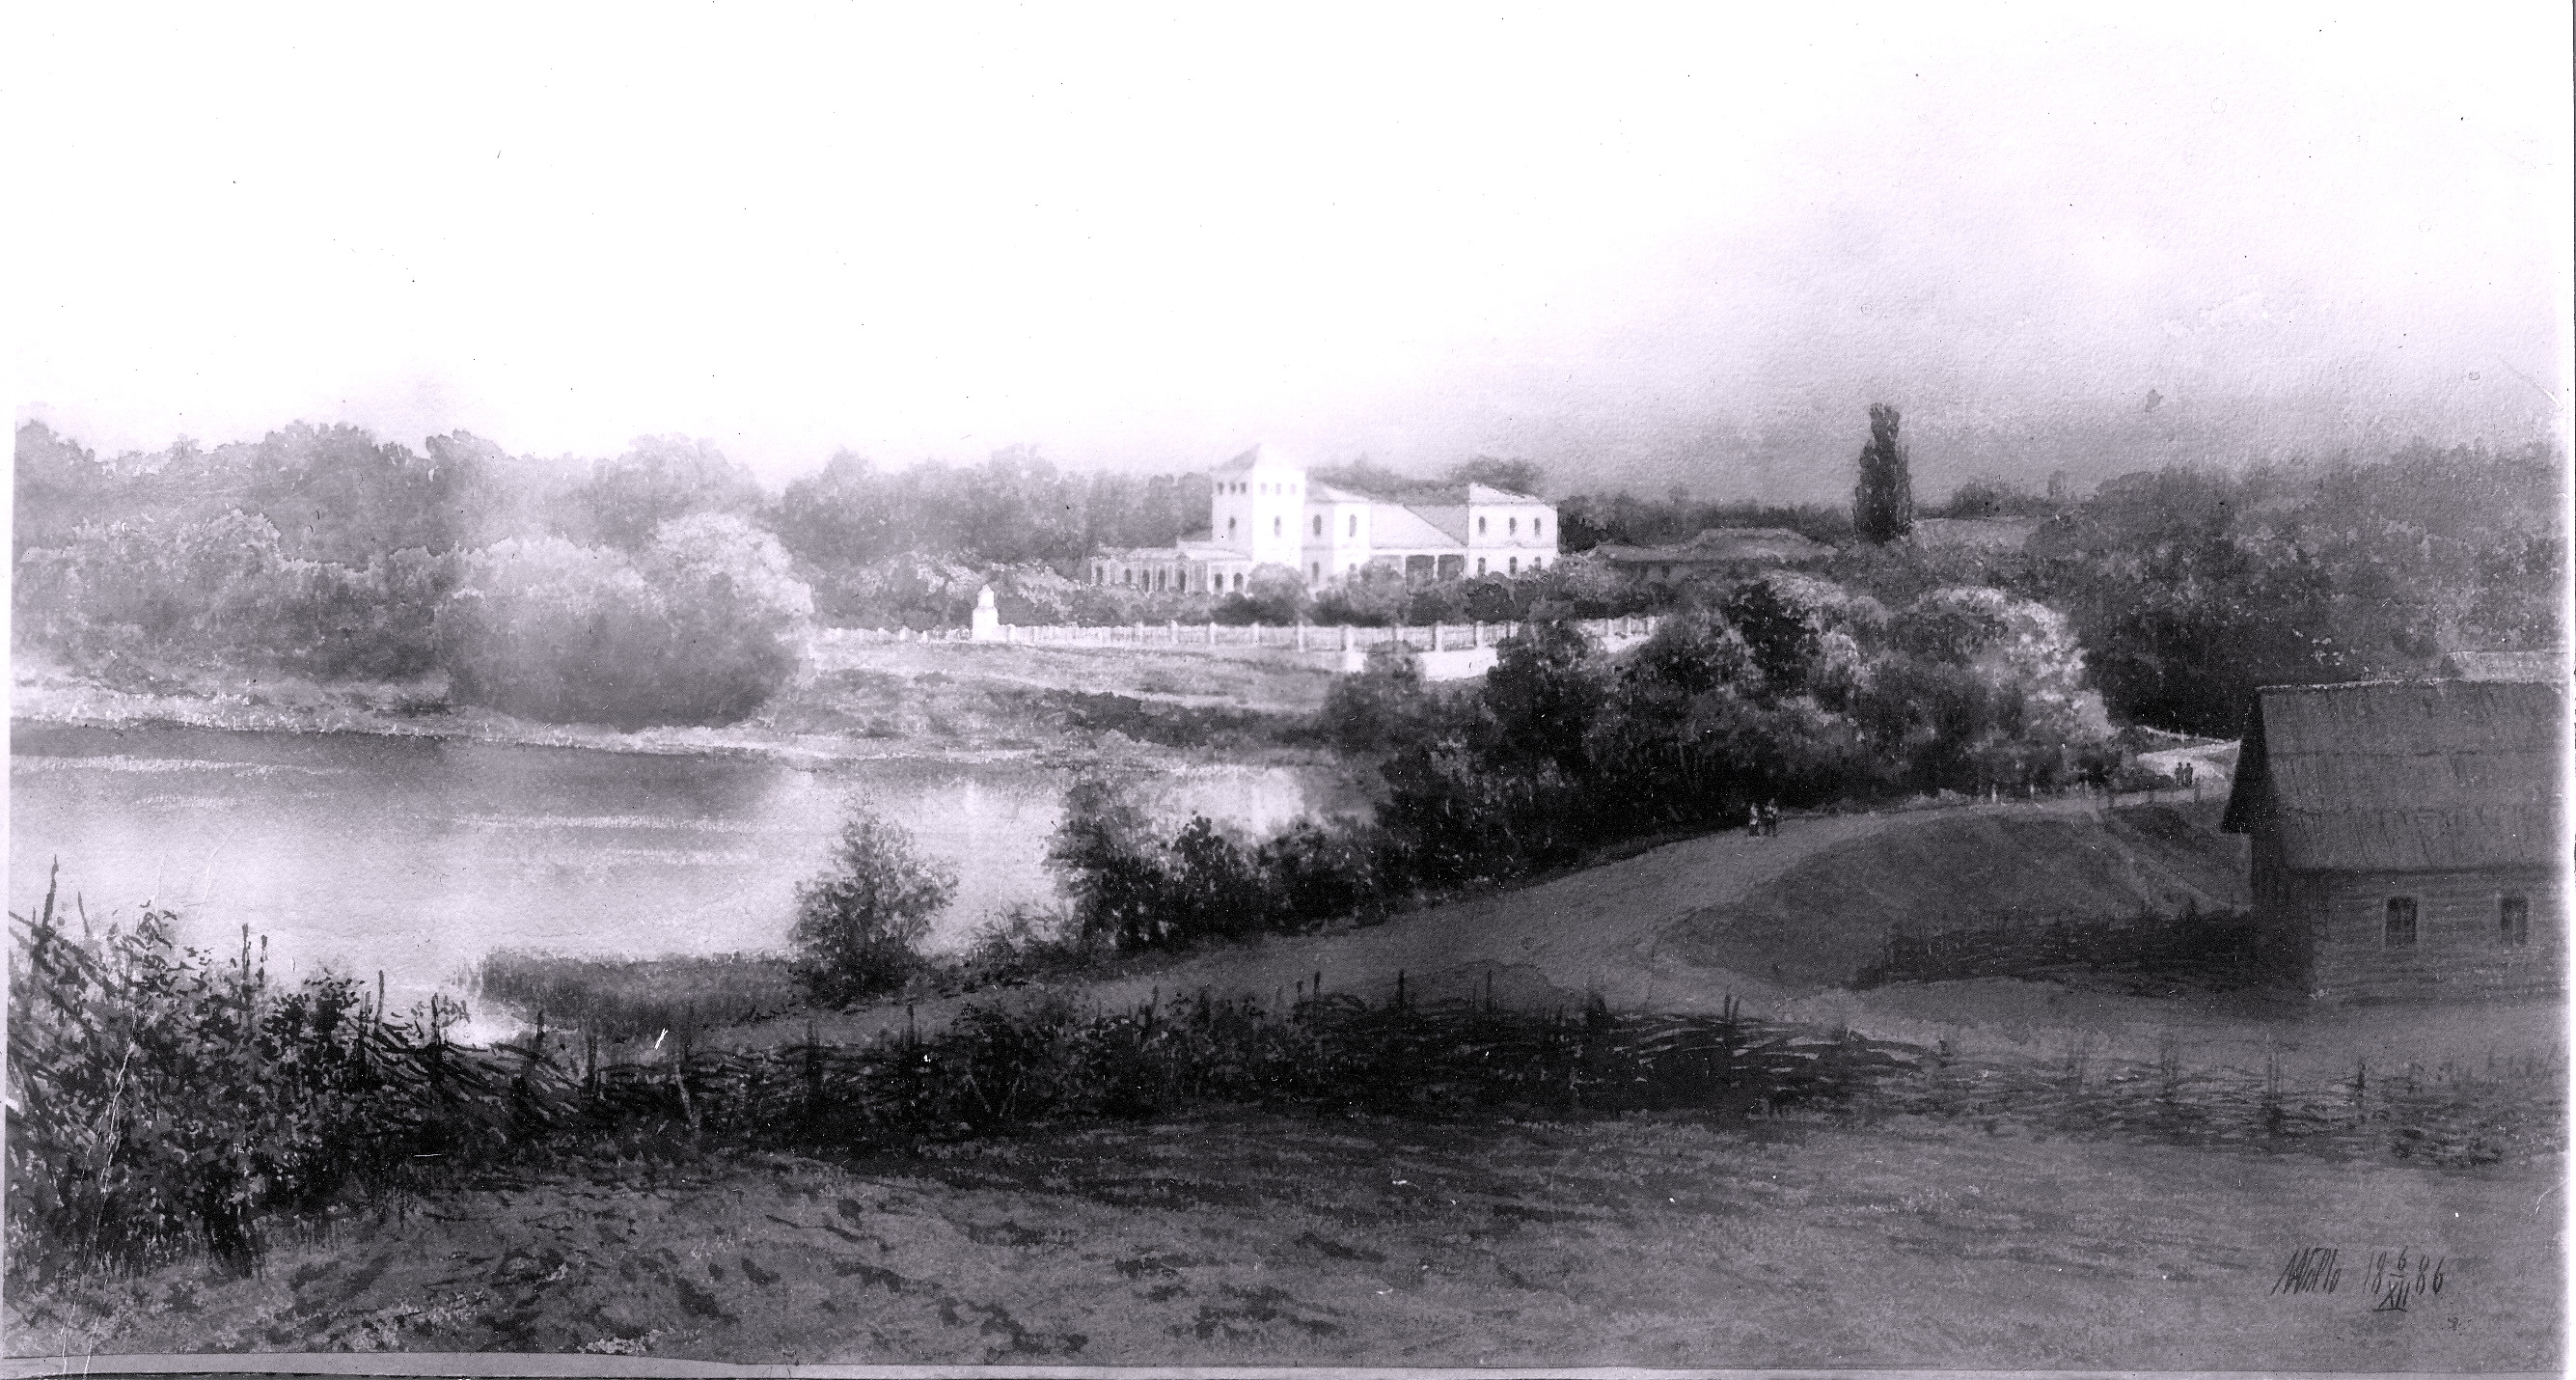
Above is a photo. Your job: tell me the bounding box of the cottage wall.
[2298,865,2562,1002]
[2246,828,2316,983]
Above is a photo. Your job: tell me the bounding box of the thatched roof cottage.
[2222,679,2565,1002]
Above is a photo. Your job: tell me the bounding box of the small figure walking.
[1762,799,1782,837]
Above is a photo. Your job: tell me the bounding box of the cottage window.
[2501,895,2531,947]
[2383,897,2418,948]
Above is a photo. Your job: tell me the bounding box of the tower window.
[1348,514,1357,537]
[2384,897,2419,948]
[1509,516,1519,535]
[1228,516,1237,538]
[1508,557,1520,574]
[1313,515,1323,536]
[1274,516,1282,537]
[2502,895,2531,946]
[1476,557,1487,575]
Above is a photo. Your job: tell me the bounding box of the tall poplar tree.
[1851,403,1915,543]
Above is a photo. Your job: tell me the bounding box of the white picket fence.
[820,615,1661,653]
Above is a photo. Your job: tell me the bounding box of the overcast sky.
[11,5,2570,502]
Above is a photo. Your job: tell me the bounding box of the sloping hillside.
[780,799,2252,1056]
[1667,803,2249,993]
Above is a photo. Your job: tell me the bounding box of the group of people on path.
[1745,799,1784,837]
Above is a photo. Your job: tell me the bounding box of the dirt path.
[782,794,2559,1085]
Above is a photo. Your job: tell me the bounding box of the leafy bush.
[1316,641,1438,754]
[434,515,813,728]
[788,809,958,1007]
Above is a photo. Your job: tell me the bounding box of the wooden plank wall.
[2299,865,2562,1002]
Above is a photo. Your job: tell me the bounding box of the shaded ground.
[11,1112,2556,1371]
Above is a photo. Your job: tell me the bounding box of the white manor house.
[1090,444,1560,594]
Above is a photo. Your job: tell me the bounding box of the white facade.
[1092,444,1562,593]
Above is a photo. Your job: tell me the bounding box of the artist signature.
[2270,1247,2448,1313]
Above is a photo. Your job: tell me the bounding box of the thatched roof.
[2441,649,2566,683]
[1595,527,1835,566]
[2222,679,2566,872]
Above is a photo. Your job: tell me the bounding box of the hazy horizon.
[14,6,2571,506]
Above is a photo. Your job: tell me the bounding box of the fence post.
[1340,624,1352,651]
[1295,621,1306,650]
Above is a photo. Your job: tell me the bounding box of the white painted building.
[1091,444,1560,594]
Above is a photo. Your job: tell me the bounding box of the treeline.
[16,420,2562,735]
[1035,572,2124,955]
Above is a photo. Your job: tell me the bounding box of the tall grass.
[470,950,800,1045]
[6,869,519,1281]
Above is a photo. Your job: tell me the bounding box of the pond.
[9,723,1352,1011]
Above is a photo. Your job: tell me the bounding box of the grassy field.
[11,1110,2556,1370]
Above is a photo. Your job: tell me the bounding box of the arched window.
[1508,557,1520,574]
[1313,515,1323,536]
[1228,516,1237,538]
[1477,516,1488,535]
[1348,514,1358,537]
[1509,516,1519,535]
[1310,562,1320,580]
[1273,516,1282,537]
[1535,517,1545,538]
[1475,557,1487,575]
[1122,568,1134,587]
[1233,572,1244,591]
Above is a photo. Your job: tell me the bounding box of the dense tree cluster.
[2027,442,2563,733]
[1048,575,2122,952]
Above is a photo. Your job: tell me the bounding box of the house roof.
[2221,678,2567,871]
[1365,502,1463,551]
[1910,517,2040,551]
[1311,483,1372,504]
[1212,443,1301,475]
[2441,649,2567,683]
[1595,527,1835,566]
